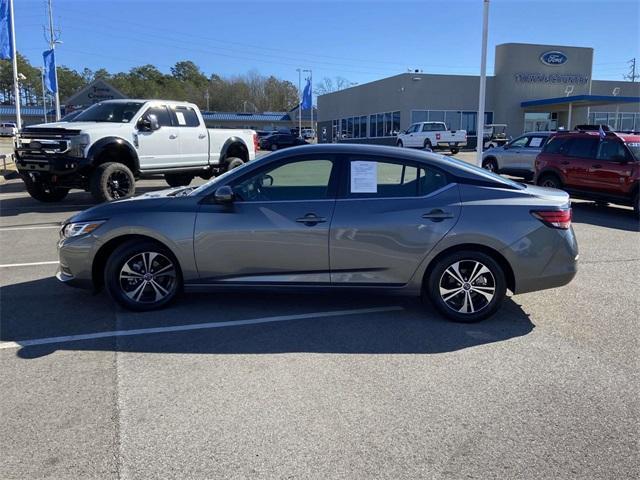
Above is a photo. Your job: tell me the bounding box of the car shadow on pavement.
[2,276,535,359]
[571,201,639,232]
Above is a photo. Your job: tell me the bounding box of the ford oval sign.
[540,51,568,66]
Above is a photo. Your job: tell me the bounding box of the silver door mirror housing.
[214,185,234,203]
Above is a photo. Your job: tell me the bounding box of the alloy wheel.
[438,260,496,314]
[107,171,132,199]
[119,251,177,303]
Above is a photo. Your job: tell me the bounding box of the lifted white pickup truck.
[396,121,467,154]
[15,99,257,202]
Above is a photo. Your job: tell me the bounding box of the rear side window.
[527,136,547,148]
[170,106,200,127]
[347,158,447,198]
[542,136,568,154]
[566,138,598,158]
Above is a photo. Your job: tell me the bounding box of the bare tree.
[314,76,352,96]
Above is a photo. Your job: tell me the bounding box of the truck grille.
[17,128,80,156]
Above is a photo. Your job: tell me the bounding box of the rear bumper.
[436,141,467,148]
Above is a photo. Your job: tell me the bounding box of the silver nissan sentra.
[57,144,578,322]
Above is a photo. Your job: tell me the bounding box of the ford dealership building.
[316,43,640,146]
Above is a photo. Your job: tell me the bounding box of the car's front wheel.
[104,240,181,311]
[426,251,507,322]
[482,158,498,173]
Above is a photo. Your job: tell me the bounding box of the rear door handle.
[561,161,570,165]
[592,164,602,169]
[422,209,454,222]
[296,213,327,226]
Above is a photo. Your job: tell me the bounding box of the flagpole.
[47,0,61,120]
[476,0,489,166]
[296,68,302,137]
[8,0,20,129]
[40,67,47,123]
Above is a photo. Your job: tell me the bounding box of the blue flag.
[301,77,312,110]
[598,124,606,141]
[43,49,58,93]
[0,0,12,60]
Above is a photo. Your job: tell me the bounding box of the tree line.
[0,54,305,112]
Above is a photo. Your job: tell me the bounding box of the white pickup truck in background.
[15,99,257,202]
[396,121,467,154]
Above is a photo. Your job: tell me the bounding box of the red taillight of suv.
[253,133,259,151]
[531,209,572,229]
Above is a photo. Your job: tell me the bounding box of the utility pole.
[7,0,20,129]
[45,0,61,120]
[204,90,210,111]
[624,58,639,82]
[475,0,489,166]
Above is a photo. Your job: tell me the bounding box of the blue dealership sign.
[540,51,568,66]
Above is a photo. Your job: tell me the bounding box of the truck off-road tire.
[536,173,562,190]
[450,148,460,155]
[425,250,507,323]
[23,177,70,202]
[90,162,135,203]
[225,157,245,172]
[424,139,433,151]
[165,173,194,188]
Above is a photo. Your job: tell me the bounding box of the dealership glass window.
[382,112,391,136]
[428,111,445,123]
[360,116,367,138]
[369,115,377,138]
[341,118,347,138]
[461,112,477,135]
[353,118,360,138]
[411,111,428,123]
[445,111,460,131]
[347,117,354,138]
[392,112,400,135]
[376,113,384,137]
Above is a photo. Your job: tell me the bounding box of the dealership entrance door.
[524,112,558,132]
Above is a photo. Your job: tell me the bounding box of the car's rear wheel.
[270,144,278,151]
[165,172,193,187]
[537,173,562,190]
[424,139,433,151]
[225,157,245,171]
[104,240,181,311]
[482,158,498,173]
[450,148,460,155]
[426,251,507,322]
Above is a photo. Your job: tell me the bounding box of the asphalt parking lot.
[1,168,638,479]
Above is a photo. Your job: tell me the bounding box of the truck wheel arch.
[220,137,249,163]
[87,137,140,173]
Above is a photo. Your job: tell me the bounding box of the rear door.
[500,135,529,171]
[170,105,209,167]
[563,136,599,189]
[519,134,548,172]
[329,156,460,286]
[194,155,338,284]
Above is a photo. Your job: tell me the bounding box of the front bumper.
[57,234,99,291]
[16,154,84,176]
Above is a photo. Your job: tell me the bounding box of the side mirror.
[214,185,234,204]
[138,114,160,132]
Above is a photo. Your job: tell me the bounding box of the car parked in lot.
[57,144,578,323]
[535,128,639,217]
[0,122,17,137]
[482,131,552,180]
[397,121,467,154]
[15,100,257,203]
[259,132,306,151]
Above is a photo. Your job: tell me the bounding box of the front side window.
[170,106,200,127]
[232,159,334,202]
[142,105,172,127]
[566,137,598,158]
[509,136,529,148]
[597,140,629,161]
[348,158,447,198]
[72,101,144,123]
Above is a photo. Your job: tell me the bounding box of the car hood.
[67,187,192,223]
[27,121,132,133]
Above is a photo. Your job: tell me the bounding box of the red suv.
[534,129,639,217]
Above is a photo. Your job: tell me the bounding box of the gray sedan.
[57,144,577,322]
[482,132,552,180]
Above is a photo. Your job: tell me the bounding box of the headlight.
[69,133,90,158]
[61,220,105,239]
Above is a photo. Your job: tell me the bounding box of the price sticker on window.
[351,161,378,193]
[529,137,543,147]
[175,111,186,125]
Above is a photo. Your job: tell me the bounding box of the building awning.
[521,94,640,109]
[201,112,291,122]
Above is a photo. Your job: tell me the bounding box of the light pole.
[476,0,490,166]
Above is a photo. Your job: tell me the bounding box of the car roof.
[264,143,522,189]
[552,130,640,142]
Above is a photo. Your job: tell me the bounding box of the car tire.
[104,240,182,312]
[397,140,404,148]
[482,158,499,173]
[225,157,245,171]
[536,173,562,190]
[425,250,507,323]
[90,162,135,203]
[450,148,460,155]
[270,144,278,151]
[165,172,193,187]
[23,176,70,202]
[633,191,639,219]
[424,139,433,151]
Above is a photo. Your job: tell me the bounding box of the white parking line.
[0,225,60,231]
[0,260,58,268]
[0,306,403,350]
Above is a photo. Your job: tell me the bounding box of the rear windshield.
[71,102,144,123]
[626,142,640,161]
[445,155,524,190]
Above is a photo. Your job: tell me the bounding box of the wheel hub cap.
[439,260,496,314]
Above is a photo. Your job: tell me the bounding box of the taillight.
[253,133,259,151]
[531,209,572,229]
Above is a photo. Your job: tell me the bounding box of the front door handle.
[296,213,327,226]
[561,160,570,165]
[169,134,177,139]
[592,164,602,169]
[422,209,454,222]
[198,133,207,139]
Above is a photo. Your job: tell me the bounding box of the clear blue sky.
[15,0,640,89]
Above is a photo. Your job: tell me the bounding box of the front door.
[501,135,529,171]
[194,156,338,284]
[562,137,599,189]
[330,156,461,285]
[135,105,180,169]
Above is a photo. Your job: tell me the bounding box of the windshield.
[444,155,524,190]
[71,101,144,123]
[188,159,257,196]
[626,142,640,160]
